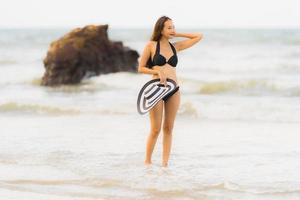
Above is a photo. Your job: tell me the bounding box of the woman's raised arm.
[173,32,203,52]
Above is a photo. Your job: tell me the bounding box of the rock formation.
[41,24,139,86]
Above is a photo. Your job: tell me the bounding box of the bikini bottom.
[162,86,180,102]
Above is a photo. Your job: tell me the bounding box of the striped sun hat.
[137,78,177,115]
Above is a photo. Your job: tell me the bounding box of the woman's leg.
[162,89,180,167]
[145,100,164,165]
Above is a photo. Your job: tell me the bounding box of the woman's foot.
[162,162,168,167]
[144,160,152,165]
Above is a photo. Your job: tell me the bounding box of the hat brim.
[137,78,177,115]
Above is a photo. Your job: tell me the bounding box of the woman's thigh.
[163,90,180,127]
[149,100,164,130]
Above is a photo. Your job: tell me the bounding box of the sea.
[0,27,300,199]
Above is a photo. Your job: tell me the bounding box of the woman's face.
[161,20,175,39]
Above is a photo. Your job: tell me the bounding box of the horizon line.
[0,25,300,30]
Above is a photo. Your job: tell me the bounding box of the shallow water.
[1,115,300,199]
[1,28,300,199]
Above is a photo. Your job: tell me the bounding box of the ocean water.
[0,28,300,199]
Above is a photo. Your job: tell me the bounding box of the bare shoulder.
[146,41,156,48]
[144,41,156,54]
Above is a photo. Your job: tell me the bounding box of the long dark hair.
[150,16,172,41]
[146,16,172,68]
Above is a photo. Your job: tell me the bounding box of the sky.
[0,0,299,29]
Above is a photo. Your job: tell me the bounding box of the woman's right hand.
[157,69,167,86]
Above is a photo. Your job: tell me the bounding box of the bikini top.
[146,41,178,68]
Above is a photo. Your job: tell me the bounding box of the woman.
[138,16,203,167]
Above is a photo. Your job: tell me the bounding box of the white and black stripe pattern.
[137,78,177,115]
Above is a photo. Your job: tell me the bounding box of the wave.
[0,59,18,65]
[0,101,200,117]
[0,178,122,199]
[0,102,81,115]
[191,181,300,195]
[29,77,42,86]
[220,181,300,195]
[0,178,122,188]
[180,77,300,97]
[28,77,113,94]
[178,102,198,118]
[0,102,130,115]
[198,79,278,95]
[1,178,299,199]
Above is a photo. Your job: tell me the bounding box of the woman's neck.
[159,36,169,45]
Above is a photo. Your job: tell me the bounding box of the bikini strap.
[155,40,160,55]
[169,42,177,55]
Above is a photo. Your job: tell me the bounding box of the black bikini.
[146,41,178,68]
[146,41,179,102]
